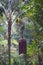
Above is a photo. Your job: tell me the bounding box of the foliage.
[0,0,43,65]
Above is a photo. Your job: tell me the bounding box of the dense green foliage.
[0,0,43,65]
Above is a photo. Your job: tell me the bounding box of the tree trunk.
[8,19,12,65]
[38,55,43,65]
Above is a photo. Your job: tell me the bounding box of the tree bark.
[38,55,43,65]
[8,19,12,65]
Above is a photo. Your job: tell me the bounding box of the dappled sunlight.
[0,40,8,46]
[11,39,18,45]
[0,0,43,65]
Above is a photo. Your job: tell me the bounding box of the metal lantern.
[19,38,26,55]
